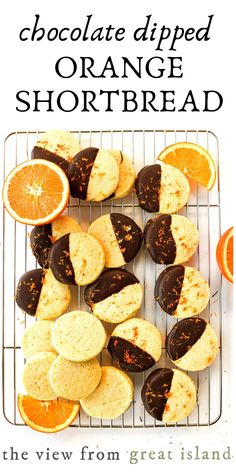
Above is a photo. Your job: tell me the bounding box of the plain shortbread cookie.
[80,366,134,419]
[51,311,107,361]
[21,320,56,359]
[22,352,58,401]
[49,355,101,400]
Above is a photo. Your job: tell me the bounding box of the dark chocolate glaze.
[108,336,155,372]
[30,224,53,268]
[67,147,98,199]
[16,269,45,316]
[144,214,176,264]
[110,213,143,263]
[48,234,76,285]
[155,265,185,315]
[166,317,207,361]
[135,164,161,212]
[84,268,140,306]
[141,368,174,421]
[31,146,69,174]
[103,192,115,201]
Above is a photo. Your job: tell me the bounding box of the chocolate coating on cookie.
[155,265,185,315]
[32,146,70,174]
[84,268,139,306]
[67,147,98,198]
[135,164,161,212]
[166,317,207,361]
[141,368,174,421]
[49,234,76,285]
[30,224,53,268]
[110,213,143,263]
[108,336,155,372]
[144,214,176,264]
[16,269,44,316]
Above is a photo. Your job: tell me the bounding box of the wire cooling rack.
[2,129,222,428]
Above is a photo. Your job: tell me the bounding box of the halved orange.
[18,395,80,433]
[157,142,216,190]
[2,159,70,226]
[216,227,233,283]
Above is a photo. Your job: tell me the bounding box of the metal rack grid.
[2,129,222,428]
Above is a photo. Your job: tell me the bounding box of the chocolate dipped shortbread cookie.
[31,129,81,175]
[16,268,71,319]
[30,215,82,268]
[49,232,105,285]
[135,162,190,213]
[68,147,119,201]
[88,213,142,268]
[108,318,162,372]
[166,317,219,371]
[141,368,196,422]
[144,214,198,265]
[155,265,210,318]
[84,268,143,323]
[109,151,135,199]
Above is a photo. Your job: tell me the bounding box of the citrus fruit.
[18,395,80,433]
[2,159,70,225]
[216,227,233,283]
[157,142,216,190]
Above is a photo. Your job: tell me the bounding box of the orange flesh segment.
[18,396,79,430]
[227,235,233,277]
[161,148,212,187]
[7,165,64,220]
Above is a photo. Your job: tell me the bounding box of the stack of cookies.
[32,130,136,201]
[21,310,134,420]
[13,129,219,430]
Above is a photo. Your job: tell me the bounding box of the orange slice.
[2,159,70,225]
[18,395,80,433]
[157,142,216,190]
[216,227,233,283]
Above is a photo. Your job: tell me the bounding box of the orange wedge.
[2,159,70,226]
[216,227,233,283]
[157,142,216,190]
[18,395,80,433]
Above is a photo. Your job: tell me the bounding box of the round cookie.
[88,213,142,268]
[21,320,56,359]
[105,149,123,165]
[16,268,71,319]
[30,215,82,268]
[49,232,105,285]
[108,318,162,372]
[31,129,81,175]
[166,317,218,371]
[84,268,143,323]
[80,366,134,419]
[22,352,58,401]
[141,368,196,422]
[144,214,198,265]
[135,162,190,213]
[68,147,119,201]
[51,311,107,362]
[49,355,101,400]
[109,151,135,199]
[155,265,210,318]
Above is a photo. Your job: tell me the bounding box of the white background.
[0,0,235,471]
